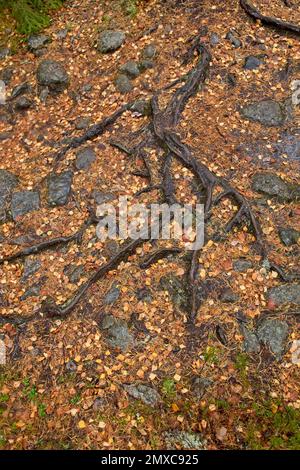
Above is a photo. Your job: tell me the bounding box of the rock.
[124,383,161,406]
[191,376,214,398]
[256,318,289,359]
[11,191,40,220]
[103,285,120,305]
[219,287,239,303]
[142,44,157,59]
[11,81,31,100]
[130,99,151,116]
[47,170,73,206]
[75,146,96,170]
[37,59,69,94]
[39,86,49,103]
[138,59,155,72]
[115,74,133,94]
[92,397,106,411]
[65,359,77,372]
[14,96,33,111]
[91,190,116,205]
[159,273,189,312]
[99,314,134,351]
[56,29,68,40]
[267,284,300,306]
[274,130,300,162]
[64,264,85,284]
[210,32,220,46]
[251,173,300,202]
[239,324,260,353]
[136,287,152,302]
[74,116,90,130]
[120,60,140,79]
[0,132,11,141]
[0,170,19,223]
[0,66,13,85]
[165,431,205,450]
[0,48,10,60]
[20,281,42,300]
[28,35,50,52]
[226,31,242,48]
[97,30,125,53]
[21,258,41,282]
[244,55,265,70]
[278,227,300,247]
[233,258,253,272]
[241,99,285,127]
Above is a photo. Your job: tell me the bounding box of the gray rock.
[39,86,49,103]
[28,35,50,52]
[0,66,13,85]
[47,170,73,206]
[65,359,77,372]
[241,99,285,127]
[103,285,120,305]
[244,55,264,70]
[252,172,300,202]
[267,284,300,306]
[14,96,33,111]
[210,33,220,46]
[21,258,41,282]
[130,99,151,116]
[75,146,96,170]
[136,287,152,302]
[219,287,239,303]
[120,60,140,79]
[226,31,242,48]
[56,29,68,40]
[0,48,10,60]
[37,59,69,94]
[11,81,31,100]
[240,324,260,353]
[191,376,214,398]
[74,116,90,130]
[138,59,155,72]
[233,259,253,272]
[274,130,300,162]
[159,273,189,312]
[93,397,106,411]
[165,431,205,450]
[124,383,161,406]
[115,74,133,94]
[20,282,42,301]
[64,264,85,284]
[278,227,300,247]
[142,44,157,59]
[11,190,40,220]
[256,318,289,359]
[99,314,134,351]
[97,30,125,53]
[91,190,116,205]
[0,169,18,222]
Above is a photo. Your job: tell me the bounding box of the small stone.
[219,287,239,303]
[240,324,260,354]
[138,59,155,72]
[103,285,120,305]
[0,48,11,60]
[124,383,161,406]
[252,173,300,202]
[0,66,14,85]
[256,318,289,359]
[136,287,152,302]
[56,29,68,40]
[64,264,85,284]
[233,259,253,272]
[267,284,300,307]
[241,100,285,127]
[39,86,49,102]
[91,190,116,205]
[37,59,69,94]
[278,227,300,247]
[11,81,31,100]
[210,33,220,46]
[99,314,134,351]
[75,146,96,170]
[21,258,41,282]
[11,191,40,220]
[159,273,189,312]
[120,60,140,79]
[14,96,33,111]
[115,74,133,94]
[66,360,77,372]
[191,376,214,398]
[226,31,242,48]
[97,30,125,53]
[75,117,90,130]
[243,55,265,70]
[165,431,205,450]
[47,170,73,206]
[28,35,50,52]
[130,99,151,116]
[20,282,42,301]
[142,44,157,59]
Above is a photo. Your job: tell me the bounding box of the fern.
[0,0,65,35]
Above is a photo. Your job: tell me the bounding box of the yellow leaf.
[78,420,86,429]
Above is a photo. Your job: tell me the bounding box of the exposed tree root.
[139,247,182,269]
[240,0,300,36]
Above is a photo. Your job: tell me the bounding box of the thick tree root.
[240,0,300,35]
[139,247,182,269]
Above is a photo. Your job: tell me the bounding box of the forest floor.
[0,0,299,450]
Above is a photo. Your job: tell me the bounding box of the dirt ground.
[0,0,299,450]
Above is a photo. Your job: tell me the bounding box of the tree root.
[240,0,300,36]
